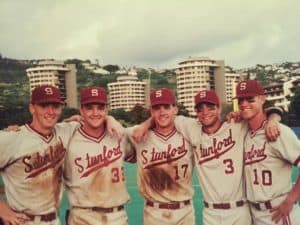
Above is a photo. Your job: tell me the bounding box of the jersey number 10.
[253,169,272,185]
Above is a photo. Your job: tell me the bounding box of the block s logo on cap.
[91,89,99,96]
[150,88,176,106]
[155,90,162,98]
[44,87,54,95]
[239,82,247,91]
[199,91,206,98]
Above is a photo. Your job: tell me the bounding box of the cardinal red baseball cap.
[234,80,265,99]
[194,90,219,107]
[80,87,107,105]
[150,88,176,106]
[31,85,63,104]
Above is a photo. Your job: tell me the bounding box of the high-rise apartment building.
[108,76,149,111]
[224,69,240,103]
[176,57,225,116]
[26,60,78,108]
[264,77,300,111]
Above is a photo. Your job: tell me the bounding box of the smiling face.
[29,103,62,135]
[238,95,265,122]
[150,104,177,133]
[195,102,221,133]
[80,103,108,132]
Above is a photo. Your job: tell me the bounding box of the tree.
[60,107,80,121]
[130,105,150,125]
[103,65,119,73]
[256,72,269,85]
[109,108,130,123]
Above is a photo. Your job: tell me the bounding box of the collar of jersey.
[25,123,54,143]
[78,125,106,143]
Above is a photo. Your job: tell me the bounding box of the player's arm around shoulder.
[122,127,137,163]
[174,115,200,142]
[55,121,80,145]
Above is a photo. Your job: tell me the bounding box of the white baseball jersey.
[175,116,248,203]
[64,125,132,208]
[126,127,194,202]
[0,122,77,215]
[243,121,300,202]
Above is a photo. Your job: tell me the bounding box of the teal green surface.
[0,164,298,225]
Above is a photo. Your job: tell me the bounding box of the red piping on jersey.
[78,125,106,143]
[25,123,54,143]
[201,121,224,135]
[248,120,267,138]
[152,128,176,141]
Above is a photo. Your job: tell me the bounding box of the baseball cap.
[150,88,176,106]
[31,85,63,104]
[80,87,107,105]
[234,80,264,99]
[194,90,219,107]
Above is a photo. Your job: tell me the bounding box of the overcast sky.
[0,0,299,69]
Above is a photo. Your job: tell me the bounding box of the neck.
[154,124,175,135]
[82,124,105,137]
[202,119,222,135]
[30,121,53,136]
[248,111,266,131]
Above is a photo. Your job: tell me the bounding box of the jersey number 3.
[223,159,234,174]
[111,167,125,183]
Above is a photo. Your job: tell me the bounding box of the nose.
[201,106,210,115]
[92,108,100,115]
[46,105,55,114]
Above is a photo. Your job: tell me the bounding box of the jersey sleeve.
[0,131,19,169]
[269,124,300,167]
[122,127,137,163]
[174,115,200,143]
[55,122,80,146]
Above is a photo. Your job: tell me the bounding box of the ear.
[29,104,35,115]
[104,106,109,114]
[259,95,266,104]
[174,106,178,115]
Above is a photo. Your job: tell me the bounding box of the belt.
[248,200,273,211]
[146,200,191,210]
[74,205,124,213]
[204,200,245,209]
[92,205,124,213]
[25,212,56,222]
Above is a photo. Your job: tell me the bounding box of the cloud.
[0,0,299,68]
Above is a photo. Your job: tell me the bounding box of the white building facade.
[26,60,78,108]
[175,57,225,116]
[108,76,149,111]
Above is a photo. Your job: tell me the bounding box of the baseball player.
[236,79,300,225]
[126,88,196,225]
[63,87,134,225]
[0,85,78,225]
[134,89,282,225]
